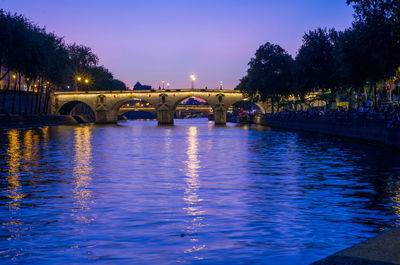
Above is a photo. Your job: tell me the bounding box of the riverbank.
[261,115,400,148]
[312,228,400,264]
[0,114,81,129]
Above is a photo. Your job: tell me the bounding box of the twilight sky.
[1,0,354,89]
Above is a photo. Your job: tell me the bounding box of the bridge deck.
[53,89,243,95]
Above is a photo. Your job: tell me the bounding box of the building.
[133,82,152,91]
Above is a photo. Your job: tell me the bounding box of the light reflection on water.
[72,126,94,224]
[183,126,206,259]
[0,119,399,264]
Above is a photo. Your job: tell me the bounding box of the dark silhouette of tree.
[347,0,399,28]
[334,16,400,97]
[0,9,128,114]
[294,28,337,96]
[244,42,294,101]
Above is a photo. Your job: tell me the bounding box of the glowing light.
[12,74,16,79]
[72,126,94,223]
[84,79,89,84]
[190,74,196,81]
[183,126,206,257]
[77,76,82,81]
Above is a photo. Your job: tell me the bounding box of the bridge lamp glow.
[84,79,89,84]
[12,74,17,79]
[190,74,196,89]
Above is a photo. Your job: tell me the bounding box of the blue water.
[0,119,400,264]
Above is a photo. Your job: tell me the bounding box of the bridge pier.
[253,112,264,124]
[213,105,227,125]
[157,104,174,125]
[95,110,118,123]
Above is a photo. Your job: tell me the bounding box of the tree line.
[0,9,127,114]
[236,0,400,112]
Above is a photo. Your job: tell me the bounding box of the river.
[0,119,400,264]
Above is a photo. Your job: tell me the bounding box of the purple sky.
[1,0,354,89]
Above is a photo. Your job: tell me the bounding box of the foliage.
[294,28,337,96]
[0,9,126,92]
[237,1,400,107]
[240,42,294,101]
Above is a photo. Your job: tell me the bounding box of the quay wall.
[0,90,47,114]
[261,116,400,148]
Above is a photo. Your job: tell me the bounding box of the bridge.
[119,105,213,119]
[50,89,269,125]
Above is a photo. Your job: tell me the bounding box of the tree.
[334,17,400,96]
[107,79,127,90]
[88,66,126,90]
[294,28,337,96]
[244,42,294,102]
[67,43,98,86]
[347,0,399,25]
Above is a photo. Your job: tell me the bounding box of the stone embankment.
[0,114,83,129]
[261,115,400,148]
[312,228,400,265]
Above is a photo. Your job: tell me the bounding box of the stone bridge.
[50,89,269,125]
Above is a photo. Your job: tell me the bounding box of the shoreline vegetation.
[0,9,128,118]
[236,0,400,118]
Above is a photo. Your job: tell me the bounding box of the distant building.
[133,82,152,90]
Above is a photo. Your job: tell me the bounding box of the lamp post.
[84,78,89,91]
[162,80,165,89]
[76,76,82,91]
[167,82,170,89]
[190,74,196,89]
[220,81,223,90]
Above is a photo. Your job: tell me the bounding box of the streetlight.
[76,76,82,91]
[84,78,89,91]
[220,81,223,90]
[190,74,196,89]
[162,80,165,89]
[167,82,170,89]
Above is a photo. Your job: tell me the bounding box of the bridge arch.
[58,100,95,115]
[58,101,96,122]
[228,99,266,114]
[117,98,157,120]
[112,96,156,111]
[171,95,212,110]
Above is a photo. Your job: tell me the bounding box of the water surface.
[1,119,400,264]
